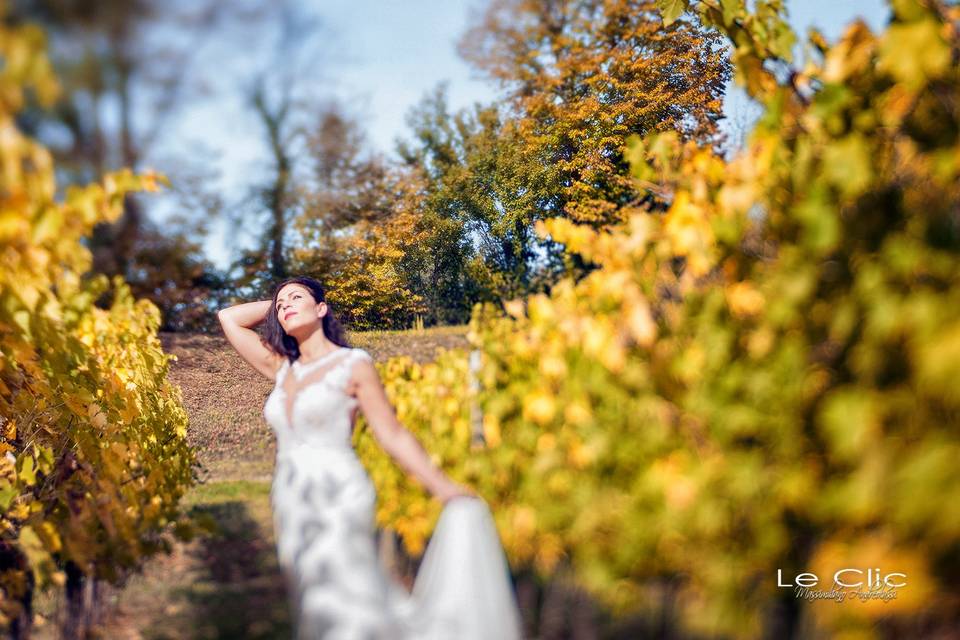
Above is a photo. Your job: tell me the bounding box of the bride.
[218,276,523,639]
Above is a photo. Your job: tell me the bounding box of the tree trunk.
[514,569,541,639]
[570,582,598,640]
[252,85,293,282]
[62,561,85,640]
[538,573,566,639]
[267,130,290,281]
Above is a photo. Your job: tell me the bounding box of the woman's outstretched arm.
[352,358,475,504]
[218,300,283,380]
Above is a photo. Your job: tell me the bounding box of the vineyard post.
[61,561,84,640]
[469,349,484,447]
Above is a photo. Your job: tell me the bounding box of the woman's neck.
[296,330,339,362]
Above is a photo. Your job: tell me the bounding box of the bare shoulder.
[348,348,379,388]
[351,347,374,363]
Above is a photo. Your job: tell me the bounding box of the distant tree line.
[13,0,731,332]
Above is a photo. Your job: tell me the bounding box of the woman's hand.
[435,479,479,505]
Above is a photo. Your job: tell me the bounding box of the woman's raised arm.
[218,300,283,381]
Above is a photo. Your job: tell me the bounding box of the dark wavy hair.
[263,276,351,363]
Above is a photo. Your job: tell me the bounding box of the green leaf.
[878,19,951,89]
[722,0,744,26]
[36,445,55,473]
[822,134,873,198]
[18,454,36,485]
[818,389,880,462]
[657,0,688,25]
[795,191,839,253]
[916,322,960,403]
[0,482,18,512]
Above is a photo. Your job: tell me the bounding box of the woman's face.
[275,283,325,336]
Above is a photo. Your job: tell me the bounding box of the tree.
[291,103,430,329]
[229,2,331,298]
[429,1,960,636]
[0,10,195,634]
[459,0,731,228]
[11,0,226,266]
[11,0,241,330]
[397,88,551,313]
[126,218,231,332]
[251,79,297,283]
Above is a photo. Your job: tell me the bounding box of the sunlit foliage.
[362,1,960,636]
[0,10,196,632]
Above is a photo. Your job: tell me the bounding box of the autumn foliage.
[359,0,960,637]
[460,0,730,227]
[277,0,732,326]
[0,13,195,634]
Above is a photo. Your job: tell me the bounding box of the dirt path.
[33,327,470,639]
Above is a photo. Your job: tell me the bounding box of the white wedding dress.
[263,346,523,639]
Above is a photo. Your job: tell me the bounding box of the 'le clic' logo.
[777,568,906,602]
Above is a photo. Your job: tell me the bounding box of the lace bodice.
[263,347,372,452]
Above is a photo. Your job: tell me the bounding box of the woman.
[218,276,523,640]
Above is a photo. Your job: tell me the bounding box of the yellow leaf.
[725,281,765,317]
[503,298,526,319]
[523,390,556,425]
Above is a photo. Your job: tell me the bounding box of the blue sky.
[317,0,888,158]
[163,0,889,269]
